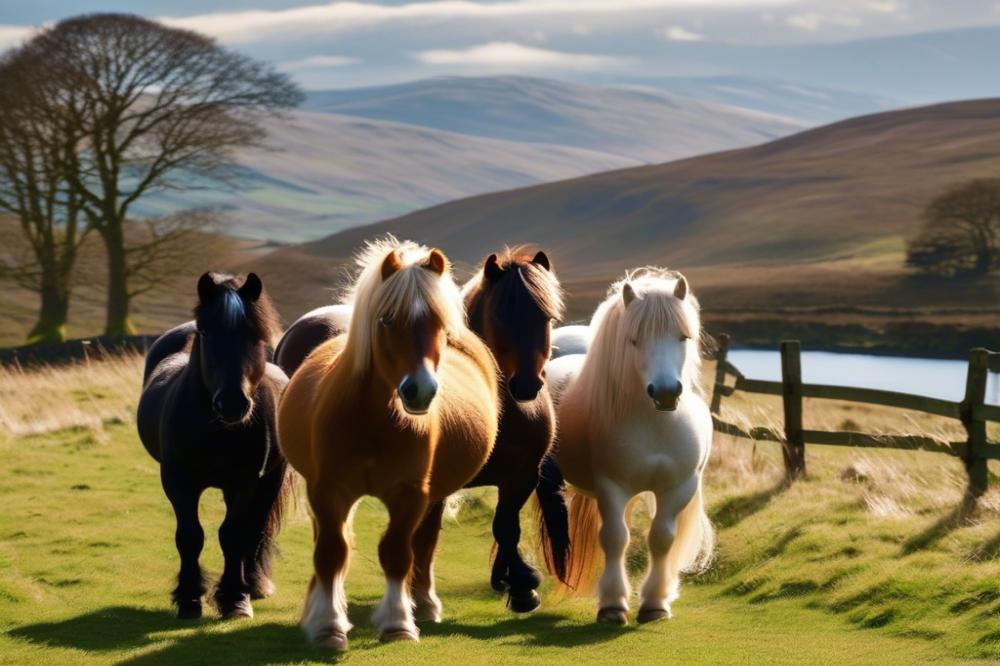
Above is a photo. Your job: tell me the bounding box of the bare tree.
[22,14,302,335]
[0,49,88,344]
[907,179,1000,278]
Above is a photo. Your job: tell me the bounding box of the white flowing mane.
[573,268,703,428]
[341,236,465,376]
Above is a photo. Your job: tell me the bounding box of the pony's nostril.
[647,384,655,398]
[401,380,419,402]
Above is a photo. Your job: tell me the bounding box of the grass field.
[3,355,1000,664]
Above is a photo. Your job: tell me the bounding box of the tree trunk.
[102,223,135,336]
[26,274,69,345]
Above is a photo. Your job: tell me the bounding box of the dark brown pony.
[278,238,498,651]
[453,248,570,611]
[137,272,291,620]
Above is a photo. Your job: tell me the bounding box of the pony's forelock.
[343,236,465,375]
[462,247,565,322]
[194,272,281,345]
[575,268,703,428]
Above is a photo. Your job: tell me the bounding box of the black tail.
[536,454,570,584]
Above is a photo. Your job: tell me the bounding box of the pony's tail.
[248,461,297,599]
[558,488,603,594]
[535,455,570,584]
[663,481,715,602]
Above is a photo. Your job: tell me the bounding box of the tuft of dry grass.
[0,351,144,440]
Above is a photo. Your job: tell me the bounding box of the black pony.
[137,272,291,619]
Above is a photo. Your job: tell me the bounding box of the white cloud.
[867,1,903,13]
[161,0,796,44]
[786,12,862,31]
[413,41,629,70]
[660,25,705,41]
[282,54,362,69]
[0,25,35,50]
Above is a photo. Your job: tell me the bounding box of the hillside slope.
[255,98,1000,319]
[303,76,803,162]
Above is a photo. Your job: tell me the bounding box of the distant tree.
[19,14,302,335]
[0,49,88,344]
[906,179,1000,278]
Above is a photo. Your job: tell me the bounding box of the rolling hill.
[254,98,1000,326]
[132,77,802,244]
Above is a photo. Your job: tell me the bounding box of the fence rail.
[711,334,998,497]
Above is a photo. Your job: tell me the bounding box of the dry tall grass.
[0,351,144,440]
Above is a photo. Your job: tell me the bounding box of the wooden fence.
[711,334,1000,497]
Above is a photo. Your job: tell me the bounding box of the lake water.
[727,350,1000,405]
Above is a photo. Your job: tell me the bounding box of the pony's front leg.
[493,479,543,613]
[162,468,206,620]
[216,486,254,618]
[411,500,445,622]
[373,486,428,642]
[639,477,698,623]
[303,486,354,651]
[595,480,632,625]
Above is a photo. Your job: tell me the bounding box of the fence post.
[961,348,990,498]
[780,340,806,479]
[711,333,731,416]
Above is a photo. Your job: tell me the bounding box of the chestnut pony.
[278,238,499,651]
[458,248,569,611]
[137,273,291,620]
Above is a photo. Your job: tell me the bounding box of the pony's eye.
[680,334,691,342]
[379,316,392,327]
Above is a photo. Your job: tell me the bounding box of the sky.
[1,1,999,90]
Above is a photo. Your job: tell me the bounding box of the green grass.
[3,407,1000,663]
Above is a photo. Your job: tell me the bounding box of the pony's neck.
[182,336,211,400]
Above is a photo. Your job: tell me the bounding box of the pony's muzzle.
[509,373,544,403]
[213,389,253,425]
[647,382,683,412]
[398,369,438,415]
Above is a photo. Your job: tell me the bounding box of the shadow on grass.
[9,606,184,652]
[710,478,791,529]
[901,493,978,555]
[425,612,634,647]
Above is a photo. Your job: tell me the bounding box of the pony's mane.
[193,273,281,345]
[342,236,465,375]
[462,247,565,322]
[573,267,703,429]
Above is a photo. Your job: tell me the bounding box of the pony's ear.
[197,272,216,304]
[484,253,503,281]
[424,248,447,276]
[381,250,402,280]
[239,272,263,302]
[622,283,637,307]
[674,275,688,301]
[532,251,551,271]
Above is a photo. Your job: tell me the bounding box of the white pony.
[545,268,714,624]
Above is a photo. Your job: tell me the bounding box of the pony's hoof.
[221,596,254,620]
[175,601,202,620]
[314,629,349,652]
[508,589,541,614]
[597,607,629,625]
[414,602,442,623]
[637,607,671,624]
[250,576,276,600]
[380,627,419,643]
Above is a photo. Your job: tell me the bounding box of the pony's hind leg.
[303,486,354,651]
[595,480,632,625]
[411,500,445,622]
[638,478,698,623]
[493,479,543,613]
[373,486,429,642]
[162,469,206,619]
[242,464,288,600]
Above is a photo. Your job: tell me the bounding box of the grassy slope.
[3,357,1000,663]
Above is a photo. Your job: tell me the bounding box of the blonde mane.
[572,268,703,430]
[341,236,465,376]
